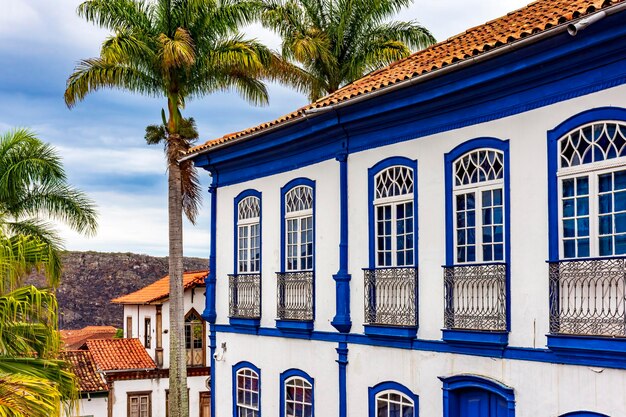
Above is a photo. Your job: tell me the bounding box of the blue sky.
[0,0,528,257]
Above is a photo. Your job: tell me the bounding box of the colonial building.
[185,0,626,416]
[67,270,211,417]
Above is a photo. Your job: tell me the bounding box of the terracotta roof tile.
[60,326,118,350]
[188,0,623,155]
[61,350,108,393]
[111,270,208,305]
[86,338,156,371]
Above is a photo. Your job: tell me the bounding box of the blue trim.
[280,177,316,273]
[368,381,419,417]
[367,156,419,269]
[192,15,626,187]
[547,334,626,363]
[444,138,512,336]
[232,361,261,417]
[276,319,314,334]
[441,329,508,350]
[209,325,216,417]
[440,374,515,417]
[332,153,352,333]
[211,323,626,370]
[336,342,348,417]
[547,107,626,262]
[233,189,262,274]
[279,368,315,417]
[364,324,417,340]
[229,317,261,331]
[560,412,609,417]
[203,177,218,324]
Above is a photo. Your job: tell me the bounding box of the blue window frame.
[279,369,314,417]
[439,374,515,417]
[234,190,262,274]
[280,178,315,272]
[368,381,418,417]
[232,361,261,417]
[548,107,626,260]
[368,157,418,268]
[560,413,609,417]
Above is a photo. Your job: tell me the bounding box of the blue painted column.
[336,342,349,417]
[209,326,217,417]
[331,152,352,333]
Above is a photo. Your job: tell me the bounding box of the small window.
[284,185,314,271]
[236,368,260,416]
[126,316,133,339]
[128,392,151,417]
[284,377,313,417]
[373,166,415,267]
[375,391,414,417]
[237,195,261,273]
[185,310,205,367]
[144,317,151,349]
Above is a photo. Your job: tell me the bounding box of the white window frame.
[374,166,415,268]
[284,186,313,272]
[557,158,626,258]
[284,377,313,417]
[237,197,261,274]
[375,390,414,417]
[236,368,260,417]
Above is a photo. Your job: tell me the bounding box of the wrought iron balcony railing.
[276,271,314,321]
[549,258,626,337]
[443,263,507,331]
[364,267,418,327]
[228,274,261,319]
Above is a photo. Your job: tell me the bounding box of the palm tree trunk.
[168,159,189,417]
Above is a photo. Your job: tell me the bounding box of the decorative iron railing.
[443,263,507,331]
[364,267,418,327]
[228,274,261,319]
[549,258,626,337]
[276,271,314,321]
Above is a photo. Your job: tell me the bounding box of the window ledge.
[364,324,417,340]
[276,319,314,334]
[442,329,509,350]
[229,317,261,330]
[547,334,626,362]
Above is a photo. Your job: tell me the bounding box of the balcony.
[363,267,418,339]
[442,263,508,347]
[228,274,261,329]
[548,258,626,361]
[276,271,314,333]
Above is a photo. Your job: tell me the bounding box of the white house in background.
[186,0,626,416]
[67,270,211,417]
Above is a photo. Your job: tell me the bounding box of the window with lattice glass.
[284,377,313,417]
[237,196,261,273]
[374,166,414,267]
[375,391,414,417]
[184,311,204,367]
[558,121,626,258]
[236,368,260,417]
[453,149,505,263]
[128,392,151,417]
[284,186,313,271]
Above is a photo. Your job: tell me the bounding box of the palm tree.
[0,129,98,417]
[64,2,298,415]
[261,0,436,101]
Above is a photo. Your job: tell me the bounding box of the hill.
[27,251,208,329]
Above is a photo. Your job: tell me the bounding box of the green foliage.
[260,0,437,101]
[114,328,124,338]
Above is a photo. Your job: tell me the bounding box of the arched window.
[237,194,261,273]
[234,363,260,417]
[439,374,514,417]
[280,369,314,417]
[368,381,418,417]
[184,310,205,367]
[556,120,626,258]
[373,165,415,267]
[560,412,609,417]
[284,183,314,271]
[453,149,505,263]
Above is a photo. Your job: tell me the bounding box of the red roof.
[60,326,118,350]
[86,338,156,371]
[111,270,208,305]
[61,350,108,393]
[187,0,624,155]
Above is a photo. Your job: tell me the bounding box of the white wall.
[74,395,107,417]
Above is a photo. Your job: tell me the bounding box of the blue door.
[457,388,507,417]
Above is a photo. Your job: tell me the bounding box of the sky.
[0,0,529,257]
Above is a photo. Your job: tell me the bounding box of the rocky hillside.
[27,251,207,329]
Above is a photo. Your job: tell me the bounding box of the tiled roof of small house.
[111,270,208,305]
[61,350,108,392]
[86,338,156,371]
[60,325,118,350]
[187,0,624,155]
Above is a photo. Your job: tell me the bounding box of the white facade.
[74,394,108,417]
[193,6,626,417]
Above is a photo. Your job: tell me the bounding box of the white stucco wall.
[74,395,108,417]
